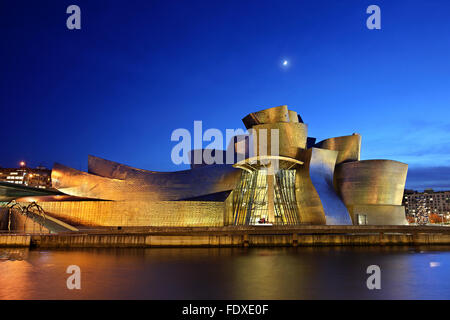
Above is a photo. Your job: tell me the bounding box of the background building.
[403,189,450,224]
[0,163,52,189]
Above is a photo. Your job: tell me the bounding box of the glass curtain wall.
[232,169,300,225]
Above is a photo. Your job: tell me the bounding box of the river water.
[0,246,449,300]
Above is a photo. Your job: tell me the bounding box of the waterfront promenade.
[1,225,450,248]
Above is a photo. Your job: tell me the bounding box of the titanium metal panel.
[53,159,241,201]
[308,148,352,225]
[348,204,408,225]
[288,110,299,123]
[335,160,408,206]
[251,122,308,159]
[37,200,225,227]
[242,105,290,129]
[315,134,361,165]
[294,162,326,225]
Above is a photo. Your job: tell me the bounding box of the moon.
[282,60,288,66]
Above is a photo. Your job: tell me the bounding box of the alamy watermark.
[366,265,381,290]
[366,5,381,30]
[66,265,81,290]
[66,5,81,30]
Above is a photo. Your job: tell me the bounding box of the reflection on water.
[0,246,449,300]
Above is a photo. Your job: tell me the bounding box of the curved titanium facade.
[334,160,408,206]
[307,148,352,225]
[238,105,308,166]
[349,204,408,225]
[314,134,361,165]
[294,162,326,225]
[53,157,241,201]
[288,110,300,123]
[234,105,317,225]
[242,105,290,129]
[251,122,308,159]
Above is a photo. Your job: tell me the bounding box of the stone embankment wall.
[1,226,450,248]
[28,231,450,248]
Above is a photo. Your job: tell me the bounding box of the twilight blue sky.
[1,0,449,190]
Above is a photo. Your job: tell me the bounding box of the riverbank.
[1,225,450,248]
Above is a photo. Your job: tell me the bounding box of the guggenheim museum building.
[1,105,409,228]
